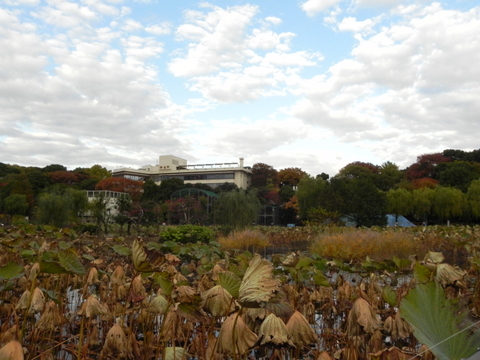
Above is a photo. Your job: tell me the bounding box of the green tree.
[35,193,71,227]
[376,161,404,191]
[159,178,185,201]
[296,176,327,219]
[3,194,29,216]
[467,179,480,219]
[214,189,261,229]
[387,188,413,223]
[436,161,480,192]
[432,186,466,223]
[345,178,387,227]
[412,187,434,223]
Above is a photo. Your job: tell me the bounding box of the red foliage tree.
[278,167,308,187]
[411,177,439,189]
[95,177,143,200]
[405,153,451,180]
[48,171,87,185]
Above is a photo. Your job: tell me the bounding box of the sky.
[1,0,479,177]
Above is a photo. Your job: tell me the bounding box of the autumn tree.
[278,167,308,187]
[95,177,143,200]
[405,153,451,180]
[250,163,278,188]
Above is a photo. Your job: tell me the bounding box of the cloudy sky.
[1,0,479,177]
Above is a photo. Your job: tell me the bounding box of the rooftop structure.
[112,155,252,189]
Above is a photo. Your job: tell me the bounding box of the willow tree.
[214,189,261,229]
[467,179,480,219]
[432,186,466,223]
[412,187,434,223]
[387,188,413,223]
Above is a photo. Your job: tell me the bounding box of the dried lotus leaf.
[285,310,318,346]
[238,254,280,305]
[217,312,258,355]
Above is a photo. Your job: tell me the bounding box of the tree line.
[1,148,480,229]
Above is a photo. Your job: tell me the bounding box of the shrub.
[218,229,269,252]
[159,225,216,244]
[309,228,421,262]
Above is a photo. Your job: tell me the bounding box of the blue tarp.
[386,214,416,227]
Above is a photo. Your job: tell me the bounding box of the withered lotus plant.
[111,265,126,286]
[147,292,169,315]
[238,254,281,306]
[28,287,45,314]
[0,340,24,360]
[35,301,62,331]
[201,285,236,317]
[346,297,380,337]
[257,313,294,347]
[285,310,318,347]
[77,295,109,318]
[100,323,127,360]
[216,311,258,356]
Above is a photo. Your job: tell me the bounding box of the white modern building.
[112,155,252,189]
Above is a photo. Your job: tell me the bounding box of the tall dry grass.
[218,229,269,252]
[309,228,422,262]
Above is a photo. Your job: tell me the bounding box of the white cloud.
[290,3,480,167]
[337,16,378,34]
[301,0,342,16]
[145,22,172,35]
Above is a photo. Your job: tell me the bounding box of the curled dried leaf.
[239,254,280,306]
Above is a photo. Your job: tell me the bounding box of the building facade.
[112,155,252,189]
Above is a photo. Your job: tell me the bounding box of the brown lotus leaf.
[424,251,444,264]
[239,254,280,305]
[317,351,334,360]
[242,307,269,332]
[35,301,62,331]
[100,323,127,359]
[29,287,45,314]
[164,347,189,360]
[383,316,394,334]
[211,263,225,281]
[161,309,188,343]
[78,295,109,318]
[370,347,415,360]
[15,290,30,311]
[257,313,294,347]
[127,275,146,303]
[369,330,383,353]
[0,340,24,360]
[111,265,126,285]
[197,274,214,293]
[165,254,181,265]
[28,262,40,282]
[173,272,188,284]
[147,294,169,314]
[0,326,18,347]
[217,312,258,355]
[88,325,101,347]
[346,297,379,337]
[419,345,435,360]
[201,285,236,317]
[282,252,299,266]
[86,267,100,285]
[338,282,353,302]
[285,310,318,346]
[174,285,196,303]
[132,239,165,272]
[435,263,467,287]
[392,311,412,339]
